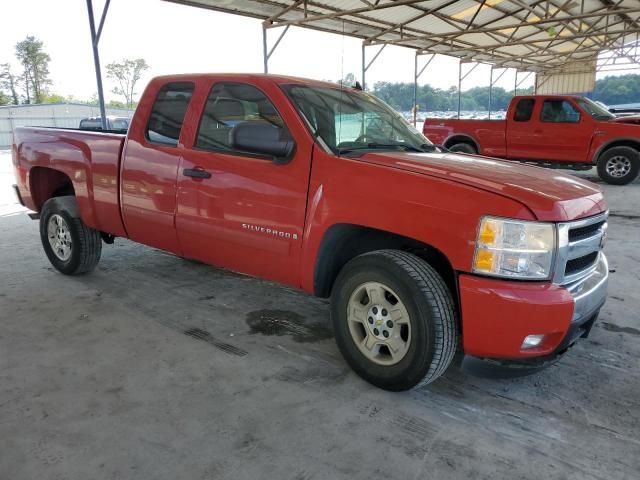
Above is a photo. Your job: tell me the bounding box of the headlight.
[473,216,556,280]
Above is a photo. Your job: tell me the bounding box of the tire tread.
[367,250,458,388]
[40,197,102,275]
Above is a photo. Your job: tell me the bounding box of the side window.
[513,99,535,122]
[195,82,287,153]
[540,100,581,123]
[146,82,194,146]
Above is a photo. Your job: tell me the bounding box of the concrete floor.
[1,149,639,480]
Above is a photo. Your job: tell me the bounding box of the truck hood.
[358,151,606,222]
[609,115,640,125]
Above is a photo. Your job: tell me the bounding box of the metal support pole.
[365,44,387,72]
[488,67,493,120]
[361,43,366,90]
[413,53,435,126]
[514,70,518,96]
[262,25,268,73]
[361,42,388,90]
[455,62,479,119]
[263,24,290,74]
[413,54,418,126]
[516,71,533,89]
[457,61,462,119]
[86,0,109,131]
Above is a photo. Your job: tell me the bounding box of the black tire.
[330,250,458,391]
[40,196,102,275]
[448,142,477,154]
[596,146,640,185]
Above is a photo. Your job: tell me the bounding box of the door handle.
[183,167,211,179]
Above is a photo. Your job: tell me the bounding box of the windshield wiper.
[420,143,449,153]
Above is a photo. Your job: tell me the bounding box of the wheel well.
[444,135,478,152]
[597,140,640,162]
[29,167,75,211]
[314,224,458,308]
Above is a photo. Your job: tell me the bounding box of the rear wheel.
[40,197,102,275]
[448,142,477,154]
[331,250,458,391]
[597,146,639,185]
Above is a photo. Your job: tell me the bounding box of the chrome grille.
[554,211,608,285]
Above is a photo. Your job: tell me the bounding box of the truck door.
[120,81,195,254]
[175,81,312,287]
[505,97,537,159]
[522,98,592,162]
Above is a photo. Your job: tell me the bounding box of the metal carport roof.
[163,0,640,73]
[84,0,640,128]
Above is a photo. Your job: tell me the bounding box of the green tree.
[0,91,9,106]
[0,63,20,105]
[106,58,149,108]
[344,74,640,111]
[592,74,640,105]
[15,36,51,103]
[107,99,126,108]
[372,82,534,113]
[41,93,67,103]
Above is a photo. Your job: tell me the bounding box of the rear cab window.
[79,119,101,130]
[146,82,195,146]
[111,119,129,130]
[513,99,535,122]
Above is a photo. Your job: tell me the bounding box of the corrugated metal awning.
[163,0,640,72]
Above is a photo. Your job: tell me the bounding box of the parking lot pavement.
[1,149,639,480]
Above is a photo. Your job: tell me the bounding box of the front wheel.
[40,196,102,275]
[331,250,458,391]
[596,146,639,185]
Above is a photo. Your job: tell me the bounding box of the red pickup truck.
[12,74,609,391]
[423,95,640,185]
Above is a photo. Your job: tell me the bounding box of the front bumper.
[458,253,608,373]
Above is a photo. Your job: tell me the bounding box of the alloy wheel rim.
[606,156,631,178]
[47,214,72,261]
[347,281,411,366]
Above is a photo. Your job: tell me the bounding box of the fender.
[298,148,535,295]
[46,195,81,218]
[13,127,127,237]
[590,137,640,164]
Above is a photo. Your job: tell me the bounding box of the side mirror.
[230,121,295,164]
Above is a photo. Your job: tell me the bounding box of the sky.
[0,0,631,104]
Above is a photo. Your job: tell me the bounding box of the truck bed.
[12,127,128,237]
[424,118,507,157]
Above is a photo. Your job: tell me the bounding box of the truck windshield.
[575,97,615,121]
[284,84,435,155]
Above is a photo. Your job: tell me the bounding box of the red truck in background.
[12,74,609,391]
[423,95,640,185]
